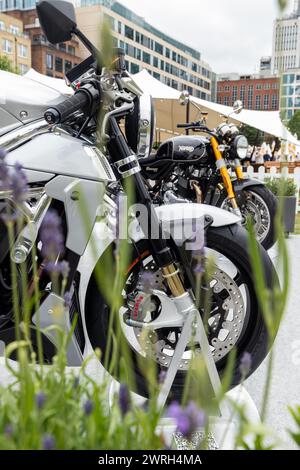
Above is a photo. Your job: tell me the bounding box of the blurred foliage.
[288,110,300,140]
[0,55,17,74]
[265,177,298,197]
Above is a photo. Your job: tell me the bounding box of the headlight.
[125,93,156,160]
[234,135,248,159]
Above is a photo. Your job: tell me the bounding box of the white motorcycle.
[0,0,278,400]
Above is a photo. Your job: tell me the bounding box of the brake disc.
[126,261,245,369]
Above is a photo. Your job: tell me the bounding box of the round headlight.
[234,135,248,159]
[125,93,155,159]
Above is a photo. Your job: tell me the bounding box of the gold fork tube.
[162,264,186,297]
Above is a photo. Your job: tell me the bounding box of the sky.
[117,0,294,74]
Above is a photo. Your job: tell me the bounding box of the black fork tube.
[107,117,175,268]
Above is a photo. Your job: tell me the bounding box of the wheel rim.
[119,248,249,372]
[221,190,271,244]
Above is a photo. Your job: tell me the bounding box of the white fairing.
[0,70,66,133]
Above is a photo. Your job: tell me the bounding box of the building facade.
[76,0,213,100]
[280,68,300,121]
[271,1,300,73]
[0,11,31,74]
[0,1,81,77]
[217,74,280,111]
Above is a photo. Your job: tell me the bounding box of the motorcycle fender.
[232,178,265,205]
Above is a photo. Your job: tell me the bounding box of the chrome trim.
[137,93,155,160]
[0,119,49,151]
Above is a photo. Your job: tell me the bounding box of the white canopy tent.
[25,68,73,96]
[132,69,300,147]
[24,68,299,146]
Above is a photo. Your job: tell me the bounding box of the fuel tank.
[156,136,209,164]
[4,129,116,183]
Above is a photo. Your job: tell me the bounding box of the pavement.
[0,235,300,450]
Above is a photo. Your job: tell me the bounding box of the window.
[55,56,63,72]
[272,94,278,110]
[264,83,270,90]
[153,72,160,80]
[64,60,72,73]
[155,42,163,55]
[255,95,261,110]
[19,63,28,75]
[153,56,158,68]
[142,51,151,65]
[240,85,245,102]
[283,73,295,84]
[130,63,139,74]
[272,82,279,89]
[46,53,53,69]
[160,60,164,71]
[248,84,253,109]
[18,44,28,58]
[59,43,66,52]
[68,45,75,55]
[10,24,19,35]
[118,21,122,34]
[256,84,262,90]
[224,96,229,106]
[224,85,230,91]
[165,48,170,59]
[0,20,5,31]
[263,94,269,110]
[2,39,12,53]
[124,25,134,40]
[232,85,238,102]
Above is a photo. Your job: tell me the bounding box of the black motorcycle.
[139,119,277,250]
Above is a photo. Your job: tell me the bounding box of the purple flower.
[239,352,252,377]
[10,162,28,204]
[0,148,7,160]
[167,401,206,440]
[83,399,94,416]
[193,246,206,274]
[140,270,157,294]
[40,210,64,265]
[60,261,70,278]
[158,369,167,384]
[42,433,56,450]
[118,383,130,416]
[35,391,46,410]
[4,423,13,438]
[63,291,72,308]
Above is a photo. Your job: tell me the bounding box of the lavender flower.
[140,270,157,294]
[10,162,28,204]
[118,383,130,416]
[63,291,72,308]
[40,210,64,262]
[4,423,13,438]
[42,433,56,450]
[60,261,70,278]
[35,391,47,410]
[193,246,206,274]
[167,401,206,440]
[158,369,167,385]
[239,352,252,377]
[83,399,94,416]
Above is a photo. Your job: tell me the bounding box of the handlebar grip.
[44,88,92,125]
[177,124,188,128]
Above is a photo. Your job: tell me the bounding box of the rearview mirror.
[233,100,243,114]
[179,90,190,106]
[36,0,77,44]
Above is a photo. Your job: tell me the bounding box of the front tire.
[85,224,277,400]
[218,185,277,251]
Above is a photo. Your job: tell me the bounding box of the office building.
[0,11,31,74]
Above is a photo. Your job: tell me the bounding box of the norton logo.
[178,145,194,152]
[146,167,158,172]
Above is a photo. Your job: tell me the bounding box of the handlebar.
[44,82,100,125]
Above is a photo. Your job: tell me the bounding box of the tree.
[288,110,300,140]
[240,124,264,146]
[0,55,16,73]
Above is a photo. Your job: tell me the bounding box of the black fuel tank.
[155,136,209,164]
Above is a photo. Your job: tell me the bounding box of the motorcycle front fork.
[210,137,242,217]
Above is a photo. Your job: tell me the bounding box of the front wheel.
[85,224,277,400]
[218,185,277,251]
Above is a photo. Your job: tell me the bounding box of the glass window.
[160,60,164,71]
[255,95,261,110]
[256,84,262,90]
[64,60,72,73]
[283,73,295,84]
[46,53,53,69]
[153,72,160,80]
[19,63,28,75]
[59,43,66,52]
[142,51,151,64]
[10,24,19,35]
[68,45,75,55]
[55,56,63,72]
[155,42,163,55]
[0,20,5,31]
[2,39,12,53]
[124,25,134,40]
[165,48,170,59]
[153,56,158,68]
[263,94,269,110]
[118,21,122,34]
[18,44,28,58]
[130,63,139,74]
